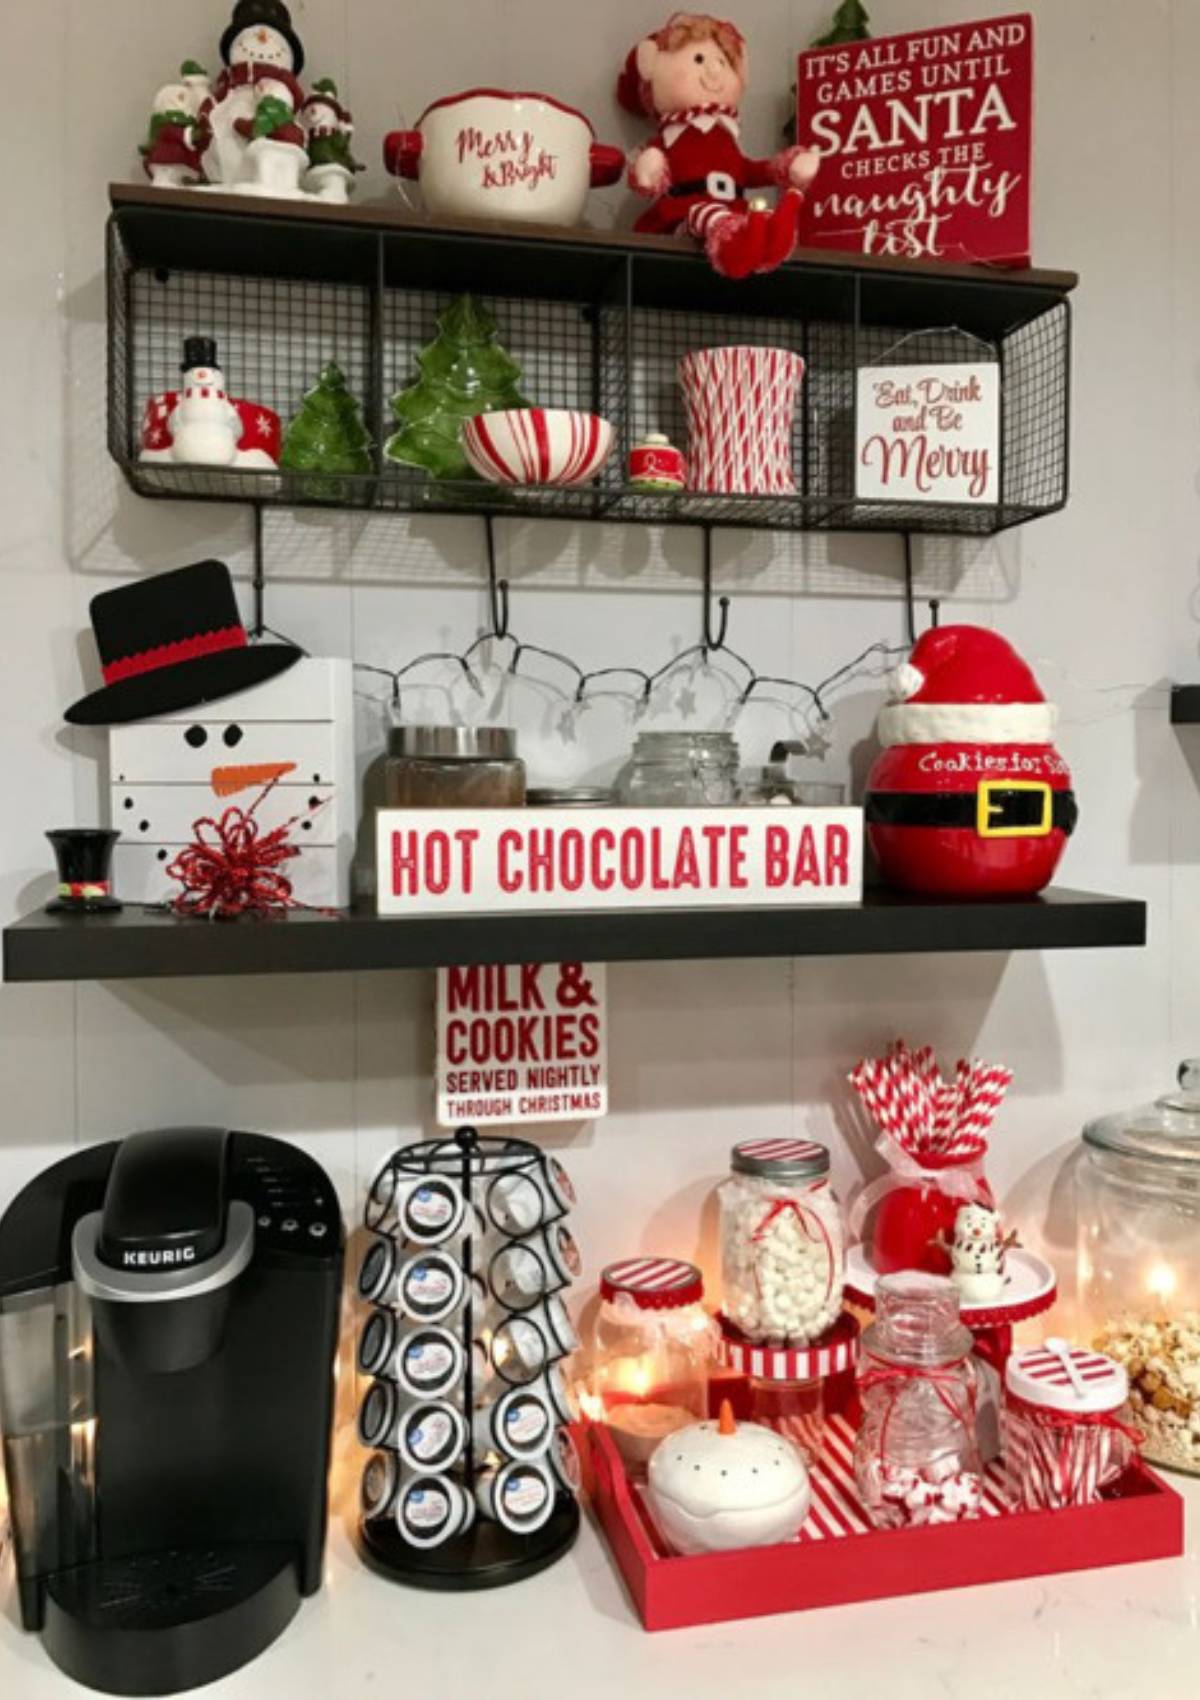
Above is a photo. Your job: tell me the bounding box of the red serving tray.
[589,1415,1184,1631]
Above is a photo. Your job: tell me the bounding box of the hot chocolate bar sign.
[377,808,863,916]
[856,362,1000,505]
[795,14,1033,264]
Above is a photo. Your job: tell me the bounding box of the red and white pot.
[384,89,624,227]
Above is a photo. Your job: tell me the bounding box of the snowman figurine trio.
[141,0,362,203]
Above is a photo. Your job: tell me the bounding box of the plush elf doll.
[617,12,820,279]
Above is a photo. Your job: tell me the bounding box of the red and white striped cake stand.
[844,1242,1057,1328]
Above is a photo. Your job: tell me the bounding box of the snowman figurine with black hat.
[136,1,364,204]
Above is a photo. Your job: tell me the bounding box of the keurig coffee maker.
[0,1127,343,1696]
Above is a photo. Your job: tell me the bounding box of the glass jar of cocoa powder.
[384,726,525,808]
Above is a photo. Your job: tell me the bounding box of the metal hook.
[929,598,941,630]
[700,525,730,652]
[250,501,266,639]
[484,515,510,640]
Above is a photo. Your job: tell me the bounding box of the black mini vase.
[46,829,123,913]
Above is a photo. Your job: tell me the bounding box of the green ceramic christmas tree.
[813,0,871,45]
[281,362,372,499]
[386,295,527,481]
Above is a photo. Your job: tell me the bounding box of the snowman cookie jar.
[648,1402,810,1555]
[864,625,1077,896]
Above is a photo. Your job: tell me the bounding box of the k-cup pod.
[542,1155,576,1214]
[396,1399,469,1474]
[534,1364,580,1425]
[485,1167,561,1236]
[488,1314,550,1387]
[519,1294,578,1359]
[487,1240,556,1312]
[357,1306,399,1378]
[364,1157,403,1234]
[396,1174,469,1247]
[546,1425,583,1496]
[524,1222,582,1288]
[361,1450,399,1521]
[396,1250,468,1323]
[360,1313,466,1400]
[474,1386,554,1462]
[396,1473,476,1551]
[475,1459,556,1535]
[357,1234,399,1304]
[357,1378,401,1451]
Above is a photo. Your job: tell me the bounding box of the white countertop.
[3,1480,1198,1699]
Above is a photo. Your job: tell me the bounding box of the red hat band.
[101,625,248,687]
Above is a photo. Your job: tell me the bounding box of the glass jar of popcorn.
[1079,1061,1200,1475]
[718,1139,845,1345]
[854,1271,983,1529]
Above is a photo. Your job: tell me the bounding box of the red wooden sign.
[795,14,1033,265]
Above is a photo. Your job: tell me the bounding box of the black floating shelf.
[1171,685,1200,724]
[3,890,1146,984]
[108,184,1076,537]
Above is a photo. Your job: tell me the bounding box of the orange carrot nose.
[718,1400,737,1436]
[211,761,296,798]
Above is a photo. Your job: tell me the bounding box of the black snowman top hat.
[65,560,302,727]
[220,0,305,75]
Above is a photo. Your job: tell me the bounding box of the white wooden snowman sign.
[109,659,355,910]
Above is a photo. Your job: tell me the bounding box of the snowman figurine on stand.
[194,0,309,197]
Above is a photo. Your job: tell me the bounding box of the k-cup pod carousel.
[354,1129,581,1590]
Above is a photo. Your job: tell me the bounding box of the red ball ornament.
[865,625,1077,897]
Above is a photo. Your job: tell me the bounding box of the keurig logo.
[122,1245,198,1268]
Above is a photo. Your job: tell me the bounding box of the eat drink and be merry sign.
[796,15,1033,264]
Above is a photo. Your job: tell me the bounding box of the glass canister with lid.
[718,1138,845,1345]
[384,725,526,807]
[1080,1060,1200,1475]
[618,731,740,807]
[853,1271,983,1528]
[588,1257,716,1477]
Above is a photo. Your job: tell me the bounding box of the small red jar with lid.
[588,1257,716,1477]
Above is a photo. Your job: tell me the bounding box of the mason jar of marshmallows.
[718,1139,845,1345]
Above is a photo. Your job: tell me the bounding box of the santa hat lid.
[878,624,1057,749]
[220,0,305,74]
[897,626,1046,709]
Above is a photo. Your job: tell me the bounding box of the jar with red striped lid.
[1003,1340,1140,1510]
[589,1257,716,1478]
[718,1139,845,1345]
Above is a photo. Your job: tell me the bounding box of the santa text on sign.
[796,15,1033,264]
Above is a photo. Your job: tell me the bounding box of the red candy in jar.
[628,432,687,492]
[865,626,1077,896]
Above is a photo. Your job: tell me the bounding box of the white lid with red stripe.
[600,1256,703,1310]
[1005,1339,1129,1415]
[731,1138,829,1181]
[719,1310,859,1381]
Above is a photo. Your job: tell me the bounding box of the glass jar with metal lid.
[718,1138,845,1345]
[1080,1060,1200,1475]
[526,786,613,808]
[617,731,740,807]
[384,725,525,808]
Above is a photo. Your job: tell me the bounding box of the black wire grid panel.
[108,217,1070,535]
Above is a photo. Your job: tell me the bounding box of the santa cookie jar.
[864,625,1078,896]
[616,13,820,279]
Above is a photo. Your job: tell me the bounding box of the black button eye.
[223,724,244,748]
[694,51,704,62]
[185,725,207,748]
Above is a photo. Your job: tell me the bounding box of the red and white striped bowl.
[462,408,614,488]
